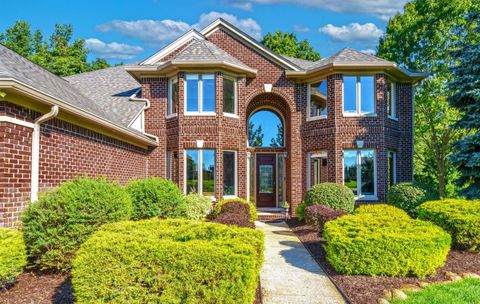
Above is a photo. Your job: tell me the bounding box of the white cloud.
[96,12,262,46]
[319,23,383,45]
[226,0,253,11]
[85,38,143,60]
[360,49,376,55]
[293,25,310,33]
[227,0,407,20]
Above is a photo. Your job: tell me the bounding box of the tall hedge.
[126,177,186,219]
[72,219,264,304]
[22,177,132,272]
[304,183,355,212]
[323,205,451,277]
[417,199,480,251]
[0,228,27,287]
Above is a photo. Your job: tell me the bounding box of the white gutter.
[129,89,159,142]
[31,105,59,202]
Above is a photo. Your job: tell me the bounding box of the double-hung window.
[387,150,397,188]
[387,82,398,119]
[185,149,215,196]
[223,76,237,116]
[343,149,376,199]
[307,80,327,120]
[168,77,179,116]
[343,76,375,115]
[223,151,237,197]
[185,74,215,115]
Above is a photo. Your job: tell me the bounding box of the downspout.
[31,105,59,202]
[129,89,159,142]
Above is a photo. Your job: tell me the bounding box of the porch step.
[257,208,288,222]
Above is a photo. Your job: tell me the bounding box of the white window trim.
[388,150,397,186]
[388,82,398,120]
[166,151,173,180]
[342,75,376,117]
[184,149,215,198]
[167,77,178,116]
[184,73,216,115]
[342,149,377,200]
[307,82,327,121]
[223,150,238,198]
[307,151,328,190]
[223,75,238,117]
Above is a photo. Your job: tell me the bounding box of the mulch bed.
[287,218,480,304]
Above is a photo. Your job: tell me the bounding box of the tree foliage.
[261,31,320,61]
[377,0,479,197]
[448,12,480,198]
[248,121,263,147]
[0,20,110,76]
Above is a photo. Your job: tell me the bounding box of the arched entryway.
[246,93,291,209]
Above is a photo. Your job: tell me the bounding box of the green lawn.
[391,279,480,304]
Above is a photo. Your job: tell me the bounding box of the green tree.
[377,0,479,198]
[261,32,320,61]
[448,12,480,198]
[0,20,110,76]
[270,123,284,147]
[248,122,263,147]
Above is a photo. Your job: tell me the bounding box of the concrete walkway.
[256,221,346,304]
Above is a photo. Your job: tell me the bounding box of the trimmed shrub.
[417,199,480,251]
[304,183,355,212]
[304,205,348,232]
[72,219,264,304]
[354,204,410,219]
[219,202,251,216]
[213,212,255,229]
[387,182,439,216]
[296,202,307,221]
[185,193,212,220]
[323,206,451,278]
[214,198,257,223]
[0,229,27,288]
[22,177,132,272]
[126,177,186,219]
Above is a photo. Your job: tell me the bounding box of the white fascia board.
[141,30,206,65]
[200,19,301,71]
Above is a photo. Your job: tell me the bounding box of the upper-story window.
[168,77,179,116]
[387,81,398,119]
[223,75,237,116]
[185,74,215,115]
[307,80,327,120]
[343,76,375,115]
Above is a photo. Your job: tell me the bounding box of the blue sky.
[1,0,409,64]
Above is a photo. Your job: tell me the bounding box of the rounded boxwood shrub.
[304,183,355,212]
[213,198,257,223]
[126,177,186,219]
[184,193,212,220]
[387,182,439,216]
[213,212,254,229]
[296,202,307,221]
[304,205,348,232]
[72,219,264,304]
[323,206,451,278]
[0,228,27,288]
[417,199,480,251]
[22,177,132,272]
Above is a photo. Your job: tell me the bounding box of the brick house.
[0,18,426,227]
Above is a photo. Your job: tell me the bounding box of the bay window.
[223,151,237,196]
[343,149,376,199]
[387,82,398,119]
[343,76,375,115]
[223,76,237,116]
[185,149,215,196]
[185,74,215,114]
[307,80,327,120]
[168,77,179,115]
[388,150,397,188]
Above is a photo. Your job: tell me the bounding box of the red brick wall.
[0,101,148,227]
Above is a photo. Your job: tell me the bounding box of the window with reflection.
[223,151,236,196]
[308,80,327,119]
[223,76,237,115]
[185,149,215,196]
[343,149,376,198]
[185,74,215,114]
[248,110,284,147]
[343,75,375,115]
[168,77,179,115]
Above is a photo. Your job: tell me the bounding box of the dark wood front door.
[256,154,276,207]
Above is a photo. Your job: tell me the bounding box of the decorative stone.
[461,272,480,279]
[378,298,390,304]
[445,271,462,281]
[418,281,430,288]
[382,289,393,300]
[400,283,421,292]
[391,289,408,300]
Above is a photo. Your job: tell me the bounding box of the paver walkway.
[256,221,346,304]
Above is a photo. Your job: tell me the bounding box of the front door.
[256,154,276,207]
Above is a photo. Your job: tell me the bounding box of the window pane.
[186,74,199,112]
[186,150,198,194]
[360,76,375,113]
[343,150,357,195]
[202,150,215,196]
[343,76,357,113]
[202,74,215,112]
[310,81,327,117]
[388,151,395,188]
[172,80,179,114]
[248,157,254,202]
[259,165,274,193]
[248,110,283,147]
[223,151,235,196]
[387,82,393,117]
[361,150,375,196]
[223,77,235,114]
[278,156,284,203]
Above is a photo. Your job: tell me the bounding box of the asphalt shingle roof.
[308,48,393,70]
[281,56,316,70]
